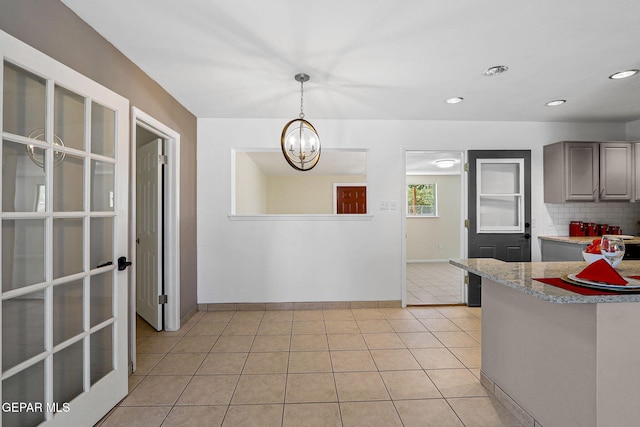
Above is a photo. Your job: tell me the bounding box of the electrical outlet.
[438,242,444,249]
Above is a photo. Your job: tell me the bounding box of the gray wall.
[0,0,198,318]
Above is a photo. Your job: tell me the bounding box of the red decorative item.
[569,221,584,236]
[585,223,598,236]
[576,259,627,285]
[597,224,609,236]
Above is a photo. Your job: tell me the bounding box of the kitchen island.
[450,258,640,427]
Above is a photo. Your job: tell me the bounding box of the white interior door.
[136,139,163,330]
[0,30,129,426]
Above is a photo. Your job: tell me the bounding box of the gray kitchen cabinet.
[544,141,632,202]
[599,142,633,201]
[544,141,599,202]
[635,143,640,201]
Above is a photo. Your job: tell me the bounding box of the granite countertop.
[449,258,640,304]
[539,235,640,245]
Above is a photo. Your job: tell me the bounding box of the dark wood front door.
[467,150,531,305]
[337,186,367,214]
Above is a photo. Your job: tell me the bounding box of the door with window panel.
[467,150,531,306]
[1,31,129,427]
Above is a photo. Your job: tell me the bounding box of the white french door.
[0,30,129,427]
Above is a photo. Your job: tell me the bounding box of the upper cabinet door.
[600,142,632,201]
[544,141,598,203]
[564,142,599,201]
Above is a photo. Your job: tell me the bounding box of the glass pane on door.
[2,61,46,138]
[90,271,113,327]
[53,279,84,345]
[53,218,84,279]
[480,162,520,194]
[2,219,45,291]
[52,153,84,212]
[479,196,520,228]
[2,290,45,371]
[54,85,85,151]
[2,139,47,212]
[2,361,45,427]
[91,160,114,211]
[91,101,115,158]
[90,325,113,385]
[90,217,113,269]
[53,341,84,404]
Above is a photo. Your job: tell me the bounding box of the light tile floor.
[97,306,522,427]
[407,262,464,305]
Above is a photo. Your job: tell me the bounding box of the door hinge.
[158,154,168,165]
[464,219,470,228]
[464,275,469,285]
[159,294,168,305]
[464,162,469,172]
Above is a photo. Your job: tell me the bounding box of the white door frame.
[400,148,467,307]
[129,107,180,369]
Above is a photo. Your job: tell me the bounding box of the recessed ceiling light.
[546,99,566,107]
[483,65,509,76]
[435,159,456,168]
[446,97,464,104]
[609,69,639,80]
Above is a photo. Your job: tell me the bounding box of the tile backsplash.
[543,202,640,237]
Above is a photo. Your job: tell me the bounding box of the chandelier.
[281,73,321,171]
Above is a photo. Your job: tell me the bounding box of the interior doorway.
[403,151,466,306]
[129,107,181,373]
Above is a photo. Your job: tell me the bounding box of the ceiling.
[61,0,640,123]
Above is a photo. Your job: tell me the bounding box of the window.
[407,184,437,216]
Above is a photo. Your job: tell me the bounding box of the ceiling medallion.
[281,73,321,171]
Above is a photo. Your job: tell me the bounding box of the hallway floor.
[407,262,464,305]
[97,306,522,427]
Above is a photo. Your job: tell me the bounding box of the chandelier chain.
[299,79,305,119]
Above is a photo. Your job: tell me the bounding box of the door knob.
[524,233,531,239]
[118,256,132,271]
